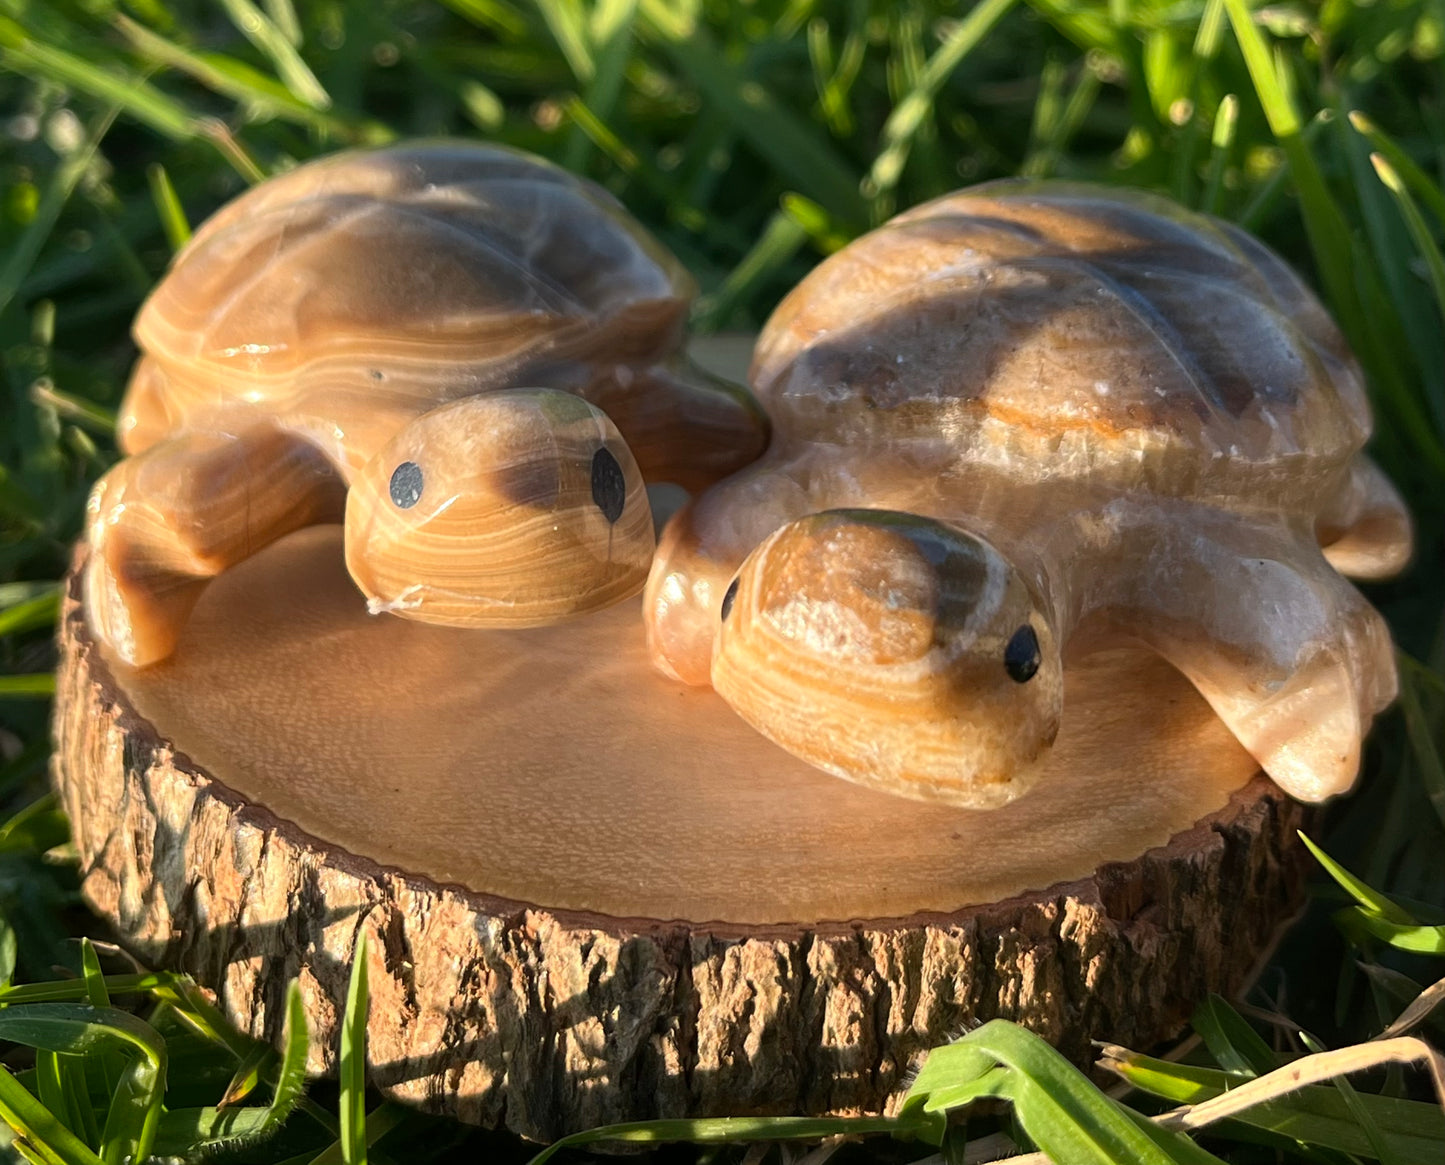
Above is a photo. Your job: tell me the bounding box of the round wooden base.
[52,530,1309,1142]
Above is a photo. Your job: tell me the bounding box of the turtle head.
[710,509,1062,807]
[345,389,654,626]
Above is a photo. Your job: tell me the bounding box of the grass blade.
[0,795,68,856]
[1121,1108,1230,1165]
[197,120,267,183]
[433,0,530,38]
[1380,973,1445,1039]
[1193,0,1228,58]
[27,382,116,437]
[1398,657,1445,832]
[904,1020,1197,1164]
[0,1006,165,1165]
[145,164,191,253]
[1025,58,1102,181]
[150,981,309,1156]
[304,1102,410,1165]
[77,943,109,1009]
[0,104,120,318]
[0,915,14,986]
[1349,111,1445,227]
[148,975,255,1059]
[216,0,331,109]
[151,1105,282,1158]
[218,1043,273,1108]
[780,192,850,253]
[1222,0,1350,311]
[0,588,59,637]
[0,675,57,699]
[534,0,595,81]
[263,0,303,46]
[457,79,505,131]
[1102,1039,1445,1158]
[562,0,637,169]
[1201,94,1237,215]
[1021,0,1117,53]
[1298,1031,1402,1165]
[0,20,191,141]
[1370,153,1445,326]
[527,1116,904,1165]
[1224,0,1445,476]
[809,4,868,137]
[637,2,864,222]
[114,15,375,140]
[34,1054,76,1144]
[340,932,369,1165]
[559,97,709,234]
[1345,910,1445,955]
[0,1063,102,1165]
[55,1057,97,1152]
[1299,832,1416,922]
[273,983,310,1115]
[867,0,1017,202]
[0,975,179,1006]
[0,583,58,608]
[692,209,807,331]
[1191,995,1277,1076]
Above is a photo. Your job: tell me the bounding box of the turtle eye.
[590,447,626,524]
[720,577,740,622]
[1004,623,1041,683]
[389,461,423,509]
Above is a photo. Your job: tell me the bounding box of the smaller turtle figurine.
[645,181,1412,806]
[84,142,766,667]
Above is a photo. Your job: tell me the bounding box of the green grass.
[1,0,1445,1161]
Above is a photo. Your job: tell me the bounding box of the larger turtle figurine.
[84,142,766,667]
[645,181,1412,806]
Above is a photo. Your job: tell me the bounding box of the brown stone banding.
[52,546,1310,1143]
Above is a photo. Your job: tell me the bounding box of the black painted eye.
[591,447,626,524]
[1004,623,1041,683]
[720,577,739,622]
[389,461,423,509]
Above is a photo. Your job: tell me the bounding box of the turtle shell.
[130,142,694,446]
[752,181,1371,501]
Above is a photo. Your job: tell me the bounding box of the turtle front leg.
[644,458,815,684]
[1316,455,1413,580]
[1105,511,1396,801]
[84,426,345,667]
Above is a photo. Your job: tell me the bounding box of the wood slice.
[51,529,1311,1143]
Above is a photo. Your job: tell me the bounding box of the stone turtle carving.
[84,142,765,667]
[645,180,1412,806]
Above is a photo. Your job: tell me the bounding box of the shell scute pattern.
[135,143,691,423]
[752,181,1369,499]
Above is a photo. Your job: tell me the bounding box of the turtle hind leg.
[84,425,345,667]
[1109,515,1396,802]
[1316,455,1413,580]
